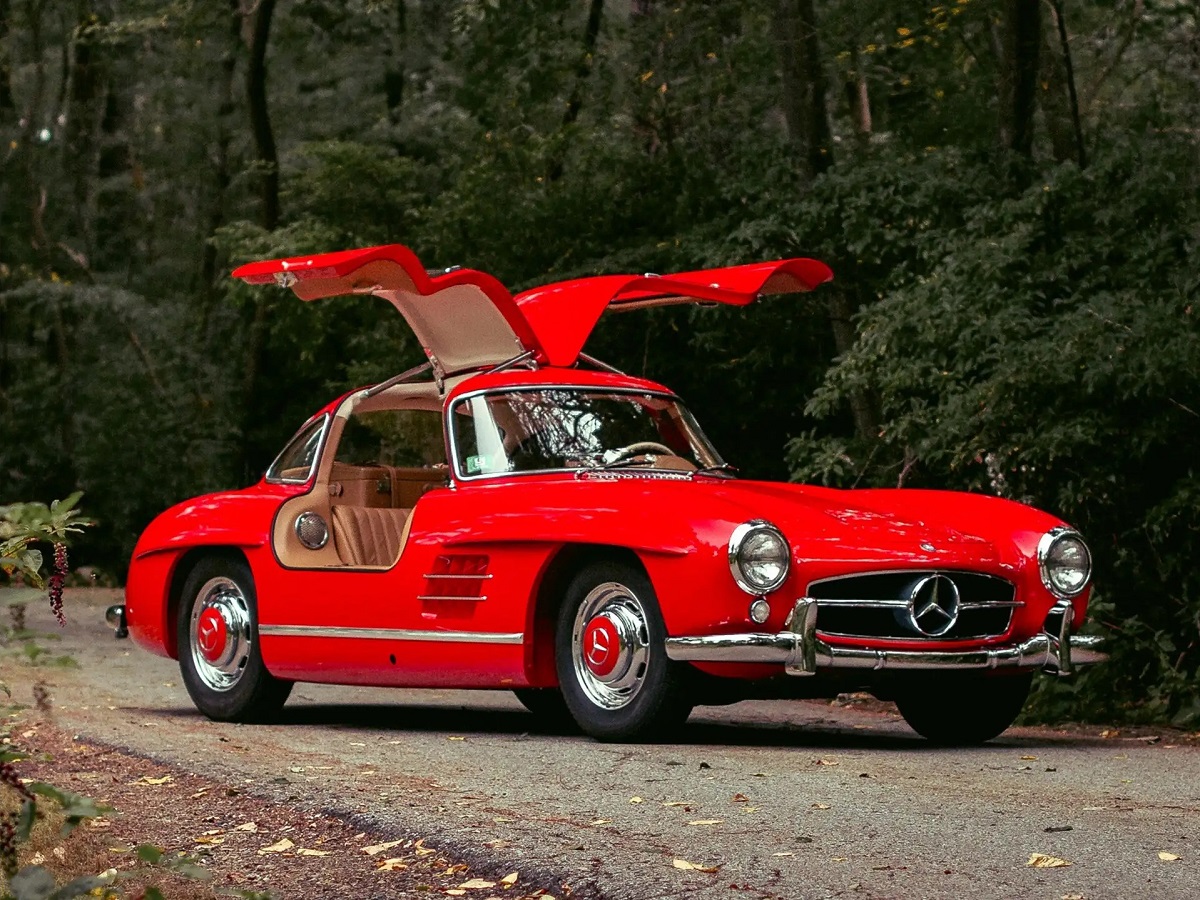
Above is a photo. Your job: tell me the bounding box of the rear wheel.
[178,556,292,722]
[894,673,1032,745]
[555,561,692,742]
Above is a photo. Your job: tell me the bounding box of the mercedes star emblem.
[906,574,961,637]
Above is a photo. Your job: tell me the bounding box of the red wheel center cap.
[583,616,621,677]
[197,608,228,662]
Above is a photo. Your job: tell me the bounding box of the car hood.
[232,244,832,374]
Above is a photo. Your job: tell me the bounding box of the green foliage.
[0,496,88,587]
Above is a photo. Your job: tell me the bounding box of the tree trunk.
[384,0,406,131]
[0,0,16,124]
[774,0,832,183]
[246,0,279,230]
[845,47,872,144]
[63,1,106,267]
[201,2,243,311]
[548,0,605,180]
[997,0,1040,157]
[1046,0,1086,168]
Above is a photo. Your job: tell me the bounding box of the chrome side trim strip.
[422,573,494,580]
[259,624,521,644]
[416,595,488,602]
[663,597,1107,675]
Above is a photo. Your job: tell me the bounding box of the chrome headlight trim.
[1037,527,1092,599]
[728,520,790,595]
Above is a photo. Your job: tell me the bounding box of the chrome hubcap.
[572,582,651,710]
[189,577,252,692]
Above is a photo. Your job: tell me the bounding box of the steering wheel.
[608,441,674,463]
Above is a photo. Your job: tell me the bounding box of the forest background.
[1,0,1197,726]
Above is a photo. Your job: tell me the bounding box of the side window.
[334,409,445,468]
[266,416,328,482]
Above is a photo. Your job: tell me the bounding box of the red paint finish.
[126,243,1100,716]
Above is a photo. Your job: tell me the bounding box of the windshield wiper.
[693,463,739,478]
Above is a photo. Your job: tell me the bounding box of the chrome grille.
[807,571,1018,641]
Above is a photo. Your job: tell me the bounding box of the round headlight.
[1037,527,1092,598]
[729,520,790,595]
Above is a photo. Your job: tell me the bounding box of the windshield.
[450,388,725,478]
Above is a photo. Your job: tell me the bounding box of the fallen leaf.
[663,801,691,807]
[771,852,795,858]
[1158,852,1180,862]
[500,873,518,885]
[1021,755,1038,761]
[132,775,173,785]
[190,789,209,799]
[743,806,759,813]
[672,859,721,873]
[258,838,295,854]
[377,858,407,871]
[459,878,496,889]
[686,819,724,826]
[349,741,366,746]
[297,848,330,856]
[86,818,111,829]
[363,839,405,856]
[812,803,831,810]
[588,819,611,826]
[731,793,749,803]
[813,759,839,767]
[629,796,644,804]
[234,822,260,832]
[446,891,466,897]
[448,736,466,741]
[1027,853,1072,868]
[831,856,848,862]
[194,836,224,845]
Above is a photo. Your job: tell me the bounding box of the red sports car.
[113,244,1104,744]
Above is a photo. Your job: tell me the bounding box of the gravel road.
[6,588,1197,899]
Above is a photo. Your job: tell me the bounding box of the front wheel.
[555,561,692,742]
[894,673,1032,745]
[178,556,292,722]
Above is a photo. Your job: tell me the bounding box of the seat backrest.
[330,506,411,568]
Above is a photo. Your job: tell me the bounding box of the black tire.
[512,688,578,731]
[177,556,292,722]
[894,673,1032,745]
[555,560,692,742]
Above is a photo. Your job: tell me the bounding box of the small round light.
[749,598,771,624]
[1037,528,1092,598]
[295,512,329,550]
[729,520,790,595]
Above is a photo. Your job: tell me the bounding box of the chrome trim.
[417,595,489,602]
[363,362,433,399]
[447,385,723,483]
[814,597,1021,610]
[422,573,493,580]
[727,520,790,595]
[105,603,128,638]
[294,511,329,550]
[905,573,961,637]
[664,597,1108,675]
[189,577,253,692]
[1037,527,1093,599]
[258,624,522,644]
[809,569,1015,588]
[265,413,331,485]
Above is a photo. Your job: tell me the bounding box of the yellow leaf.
[772,852,795,857]
[194,836,224,845]
[1027,853,1072,868]
[297,848,330,856]
[376,858,407,871]
[630,796,644,803]
[500,872,518,885]
[363,839,405,856]
[663,801,690,807]
[812,803,831,810]
[831,856,848,862]
[133,775,173,785]
[813,758,839,767]
[589,819,611,826]
[258,838,294,854]
[1158,852,1180,862]
[686,819,724,826]
[234,822,260,832]
[672,859,720,873]
[1021,755,1038,761]
[448,736,466,741]
[458,878,496,889]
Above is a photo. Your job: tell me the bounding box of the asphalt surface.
[7,589,1198,899]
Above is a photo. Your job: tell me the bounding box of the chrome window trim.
[259,624,521,644]
[1037,526,1092,599]
[445,384,723,483]
[264,413,331,485]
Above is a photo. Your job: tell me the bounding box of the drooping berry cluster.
[48,542,67,626]
[0,811,17,880]
[0,761,33,802]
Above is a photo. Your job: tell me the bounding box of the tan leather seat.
[331,506,411,567]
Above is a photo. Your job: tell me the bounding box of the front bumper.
[664,598,1107,676]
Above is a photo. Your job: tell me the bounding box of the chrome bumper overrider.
[664,598,1107,676]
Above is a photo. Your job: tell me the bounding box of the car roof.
[232,244,832,376]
